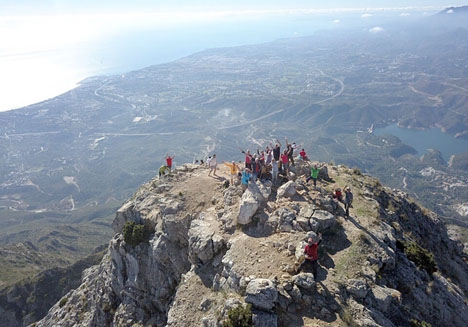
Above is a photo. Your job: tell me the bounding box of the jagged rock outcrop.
[245,278,278,310]
[32,162,468,327]
[0,251,103,327]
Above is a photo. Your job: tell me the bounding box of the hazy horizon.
[1,0,466,111]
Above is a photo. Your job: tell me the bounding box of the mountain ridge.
[1,7,468,317]
[26,161,468,327]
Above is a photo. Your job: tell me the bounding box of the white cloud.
[400,12,410,16]
[361,13,373,18]
[446,9,454,14]
[333,19,340,24]
[369,26,384,33]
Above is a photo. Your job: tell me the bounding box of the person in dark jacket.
[344,186,353,217]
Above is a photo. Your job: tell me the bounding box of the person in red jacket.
[165,153,175,172]
[297,233,322,280]
[240,148,253,170]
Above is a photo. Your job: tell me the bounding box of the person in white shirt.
[208,154,218,176]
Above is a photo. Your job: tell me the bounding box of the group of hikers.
[331,186,354,218]
[158,137,353,218]
[209,137,310,190]
[158,139,355,281]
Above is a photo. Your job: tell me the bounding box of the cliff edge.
[32,162,468,327]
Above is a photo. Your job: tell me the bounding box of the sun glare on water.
[0,6,440,111]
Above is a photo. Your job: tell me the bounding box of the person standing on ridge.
[241,168,252,191]
[272,140,281,169]
[265,146,273,165]
[344,186,353,217]
[208,154,218,176]
[297,233,322,280]
[224,160,240,185]
[280,149,290,175]
[306,164,320,189]
[165,153,175,172]
[285,137,294,166]
[285,137,301,166]
[240,148,253,170]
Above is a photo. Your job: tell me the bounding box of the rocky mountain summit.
[32,161,468,327]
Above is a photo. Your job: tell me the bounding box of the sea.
[0,8,435,112]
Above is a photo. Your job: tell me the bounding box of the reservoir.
[374,124,468,161]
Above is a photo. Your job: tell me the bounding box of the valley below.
[1,11,468,290]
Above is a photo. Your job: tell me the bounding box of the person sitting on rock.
[158,165,170,177]
[299,148,309,161]
[333,188,344,204]
[254,157,264,181]
[330,188,344,213]
[297,233,322,280]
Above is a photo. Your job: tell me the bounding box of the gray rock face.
[371,285,400,313]
[238,189,260,225]
[30,163,468,327]
[252,310,278,327]
[346,279,369,299]
[311,210,336,231]
[276,207,296,232]
[188,217,226,265]
[238,182,267,225]
[34,193,192,327]
[277,181,297,198]
[292,273,316,289]
[112,201,141,234]
[245,279,278,310]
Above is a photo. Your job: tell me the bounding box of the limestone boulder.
[310,210,336,231]
[112,201,142,234]
[277,181,297,198]
[188,218,226,265]
[292,273,316,289]
[245,279,278,310]
[256,180,272,200]
[238,189,261,225]
[276,207,296,232]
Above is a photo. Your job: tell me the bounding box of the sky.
[0,1,466,111]
[1,1,467,13]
